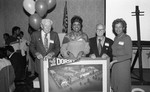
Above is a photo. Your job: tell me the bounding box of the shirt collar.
[97,36,105,41]
[41,30,50,37]
[42,30,46,35]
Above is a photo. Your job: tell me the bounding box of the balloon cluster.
[23,0,56,30]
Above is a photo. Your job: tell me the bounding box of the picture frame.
[41,57,110,92]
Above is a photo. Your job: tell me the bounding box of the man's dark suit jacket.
[9,52,26,81]
[29,30,60,74]
[87,37,113,61]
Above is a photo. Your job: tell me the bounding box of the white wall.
[0,0,5,46]
[106,0,150,41]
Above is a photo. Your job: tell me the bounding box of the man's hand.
[90,54,96,59]
[35,52,43,60]
[45,52,55,59]
[101,53,108,59]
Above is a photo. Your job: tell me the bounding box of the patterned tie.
[44,33,49,51]
[98,39,102,55]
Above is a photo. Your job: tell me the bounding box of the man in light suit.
[87,23,113,61]
[29,19,60,89]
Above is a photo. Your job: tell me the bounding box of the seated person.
[6,46,26,82]
[0,48,15,92]
[61,15,90,59]
[87,23,113,60]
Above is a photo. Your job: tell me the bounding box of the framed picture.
[41,57,110,92]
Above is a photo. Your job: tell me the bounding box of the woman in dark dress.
[110,18,132,92]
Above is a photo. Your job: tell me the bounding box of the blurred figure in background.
[0,48,15,92]
[19,31,29,56]
[27,26,36,77]
[7,26,21,45]
[6,45,26,83]
[3,33,10,46]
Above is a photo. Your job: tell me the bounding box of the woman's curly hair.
[112,18,127,36]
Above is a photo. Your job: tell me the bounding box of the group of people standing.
[29,15,132,92]
[1,15,132,92]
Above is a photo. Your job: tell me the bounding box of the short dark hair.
[71,15,83,31]
[3,33,10,37]
[5,46,14,53]
[12,26,20,35]
[20,31,24,36]
[112,18,127,36]
[0,47,6,58]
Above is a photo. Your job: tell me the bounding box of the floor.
[14,72,39,92]
[14,69,150,92]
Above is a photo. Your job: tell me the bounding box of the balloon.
[23,0,35,14]
[29,13,42,30]
[45,0,56,10]
[35,0,48,17]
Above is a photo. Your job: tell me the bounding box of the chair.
[132,88,145,92]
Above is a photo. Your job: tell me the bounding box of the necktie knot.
[99,39,101,42]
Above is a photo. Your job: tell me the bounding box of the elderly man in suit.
[29,19,60,90]
[87,23,113,60]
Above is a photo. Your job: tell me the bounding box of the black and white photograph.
[0,0,150,92]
